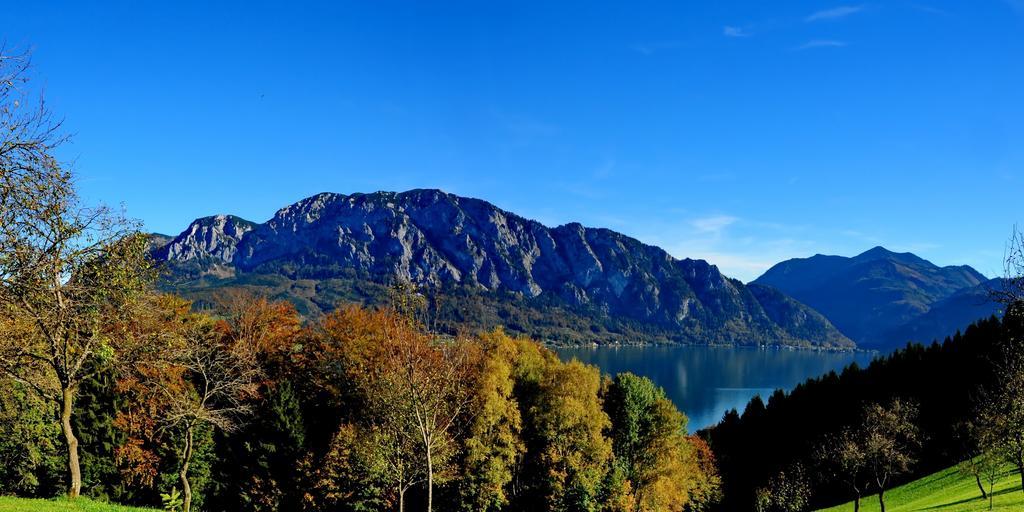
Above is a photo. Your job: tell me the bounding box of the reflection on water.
[553,345,875,432]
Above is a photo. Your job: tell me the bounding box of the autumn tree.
[976,306,1024,494]
[313,305,475,512]
[529,359,613,512]
[959,454,989,501]
[111,294,198,501]
[205,294,306,511]
[304,422,389,511]
[0,49,153,499]
[686,436,723,511]
[955,412,1005,510]
[861,399,921,512]
[305,307,421,511]
[959,450,1002,508]
[604,372,718,511]
[137,310,261,512]
[456,329,525,512]
[754,463,810,512]
[377,317,475,512]
[973,229,1024,495]
[810,399,919,512]
[978,451,1002,510]
[954,420,994,502]
[816,428,868,512]
[992,225,1024,307]
[216,292,302,376]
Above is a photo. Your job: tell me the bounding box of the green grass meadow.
[818,464,1024,512]
[1,462,1021,512]
[0,497,157,512]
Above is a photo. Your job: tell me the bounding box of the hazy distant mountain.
[150,189,851,348]
[753,247,990,349]
[881,279,1004,347]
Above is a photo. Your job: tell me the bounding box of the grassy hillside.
[0,497,157,512]
[817,463,1024,511]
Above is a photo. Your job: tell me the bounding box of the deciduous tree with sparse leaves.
[0,49,154,499]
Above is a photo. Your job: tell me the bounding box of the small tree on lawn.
[861,399,921,512]
[755,463,810,512]
[977,450,1002,510]
[817,428,869,512]
[960,453,992,501]
[978,228,1024,494]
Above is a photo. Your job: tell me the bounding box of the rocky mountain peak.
[154,214,256,263]
[154,189,853,348]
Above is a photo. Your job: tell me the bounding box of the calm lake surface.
[554,346,875,432]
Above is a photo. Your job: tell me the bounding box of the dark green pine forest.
[704,311,1023,510]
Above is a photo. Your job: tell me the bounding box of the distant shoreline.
[543,340,878,355]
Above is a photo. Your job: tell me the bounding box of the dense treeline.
[704,312,1013,510]
[167,269,788,348]
[0,294,722,512]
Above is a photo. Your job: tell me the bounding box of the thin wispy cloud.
[795,40,848,50]
[910,4,948,16]
[805,5,864,22]
[487,108,560,150]
[690,215,739,234]
[645,221,819,281]
[682,251,779,279]
[593,158,616,179]
[723,26,750,37]
[622,212,834,281]
[630,41,684,55]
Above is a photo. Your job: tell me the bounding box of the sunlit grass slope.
[0,497,158,512]
[818,463,1024,511]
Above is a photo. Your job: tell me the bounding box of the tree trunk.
[180,425,194,512]
[426,444,433,512]
[1018,457,1024,494]
[60,386,82,499]
[878,487,886,512]
[398,485,404,512]
[854,493,860,512]
[976,474,988,499]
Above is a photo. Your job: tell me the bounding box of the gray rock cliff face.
[152,189,851,347]
[155,214,256,263]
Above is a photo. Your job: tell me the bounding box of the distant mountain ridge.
[882,278,1005,347]
[151,189,852,348]
[753,247,995,349]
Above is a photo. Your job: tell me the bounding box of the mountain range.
[753,247,1001,349]
[150,189,1001,350]
[151,189,851,348]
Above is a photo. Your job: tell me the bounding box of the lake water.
[554,346,876,432]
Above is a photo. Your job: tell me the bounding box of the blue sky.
[4,1,1022,281]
